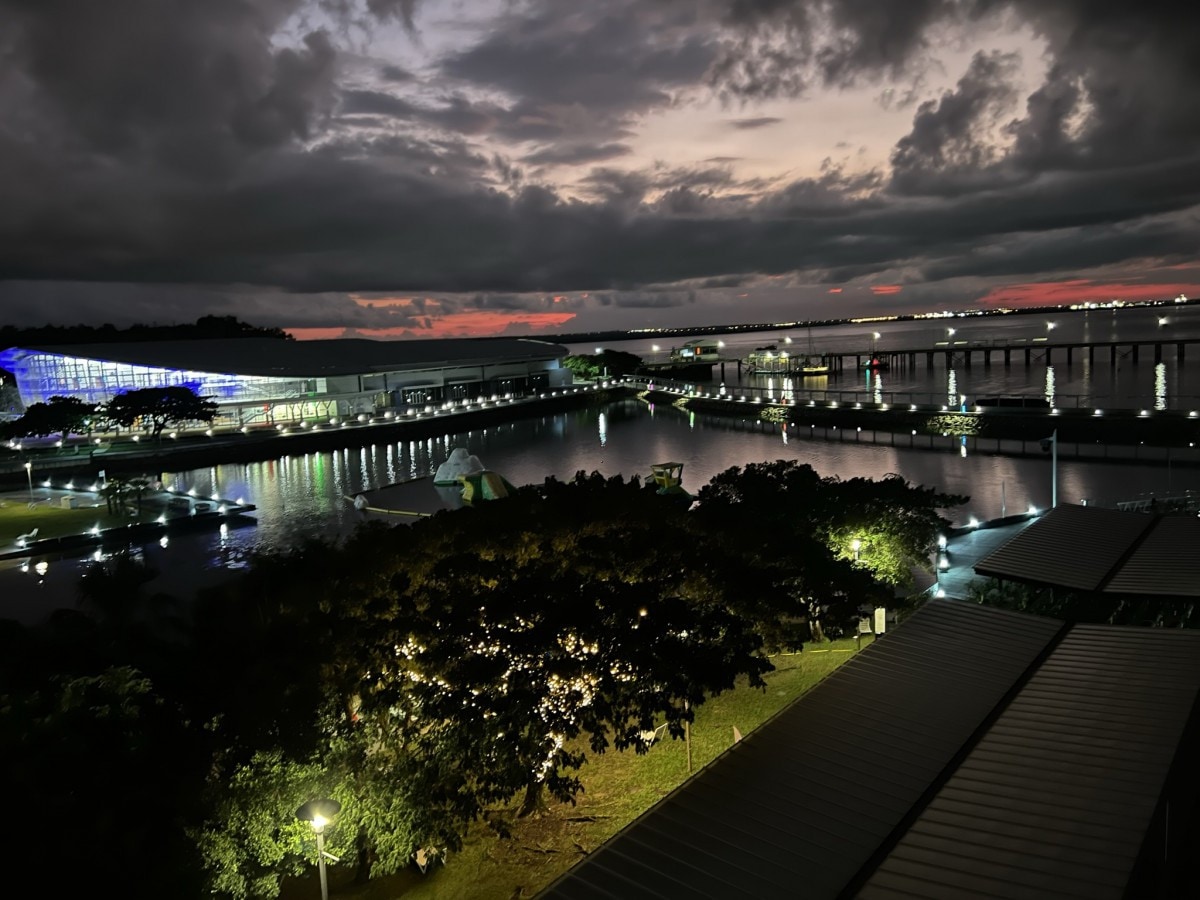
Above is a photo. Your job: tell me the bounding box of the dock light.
[829,401,838,408]
[1094,409,1103,416]
[968,516,980,528]
[947,328,956,337]
[170,431,177,439]
[1158,316,1168,326]
[1139,409,1149,417]
[157,514,167,524]
[132,435,140,442]
[65,481,74,490]
[1046,321,1056,331]
[206,429,214,437]
[855,402,862,409]
[935,587,946,598]
[42,479,52,488]
[1027,505,1039,515]
[89,525,100,536]
[910,404,917,411]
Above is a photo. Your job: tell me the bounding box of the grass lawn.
[286,638,869,900]
[0,491,182,549]
[0,495,126,546]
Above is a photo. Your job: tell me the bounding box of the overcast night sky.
[2,1,1199,340]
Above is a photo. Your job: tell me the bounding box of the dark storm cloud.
[2,0,1200,327]
[709,0,957,99]
[523,143,632,167]
[889,50,1021,195]
[728,116,783,129]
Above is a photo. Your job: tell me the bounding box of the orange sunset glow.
[288,309,577,341]
[977,280,1200,309]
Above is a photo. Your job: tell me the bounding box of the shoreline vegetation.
[3,463,952,897]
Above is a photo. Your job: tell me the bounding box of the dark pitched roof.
[540,602,1065,900]
[860,624,1200,900]
[540,602,1200,900]
[6,337,567,378]
[975,504,1200,597]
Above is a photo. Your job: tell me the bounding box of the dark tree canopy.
[99,385,218,439]
[0,315,292,347]
[0,394,93,441]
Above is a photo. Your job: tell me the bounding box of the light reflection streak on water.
[1155,363,1167,410]
[598,412,608,446]
[1045,366,1056,407]
[947,369,958,408]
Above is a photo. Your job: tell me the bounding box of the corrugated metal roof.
[5,337,567,378]
[974,505,1156,591]
[1103,516,1200,596]
[539,601,1064,900]
[858,624,1200,900]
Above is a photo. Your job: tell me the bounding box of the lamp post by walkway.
[24,461,33,504]
[296,799,341,900]
[1041,430,1058,508]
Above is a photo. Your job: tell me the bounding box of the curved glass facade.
[0,349,310,408]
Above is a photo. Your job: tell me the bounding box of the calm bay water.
[575,303,1200,410]
[3,304,1196,623]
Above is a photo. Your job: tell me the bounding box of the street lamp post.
[1040,430,1058,508]
[24,461,33,504]
[296,799,341,900]
[851,538,861,561]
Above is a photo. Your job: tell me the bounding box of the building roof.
[3,337,568,378]
[974,504,1200,597]
[539,601,1200,900]
[859,622,1200,900]
[540,601,1065,900]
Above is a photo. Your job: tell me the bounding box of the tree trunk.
[808,602,826,643]
[518,779,546,818]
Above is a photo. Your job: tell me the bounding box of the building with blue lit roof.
[0,337,570,428]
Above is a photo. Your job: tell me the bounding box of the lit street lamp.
[24,461,33,504]
[296,799,341,900]
[851,538,862,561]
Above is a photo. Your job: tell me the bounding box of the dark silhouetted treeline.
[0,315,293,347]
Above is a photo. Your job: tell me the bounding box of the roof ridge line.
[1095,512,1161,593]
[837,614,1075,899]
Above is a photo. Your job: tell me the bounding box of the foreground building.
[541,601,1200,899]
[0,338,571,428]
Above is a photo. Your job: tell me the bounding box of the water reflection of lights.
[1044,365,1056,407]
[947,370,958,408]
[1154,363,1167,411]
[160,535,169,549]
[35,561,49,578]
[598,412,607,446]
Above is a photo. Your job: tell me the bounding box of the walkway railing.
[623,375,1200,413]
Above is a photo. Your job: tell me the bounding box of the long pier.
[822,336,1200,373]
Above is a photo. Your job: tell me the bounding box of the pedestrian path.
[932,518,1038,600]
